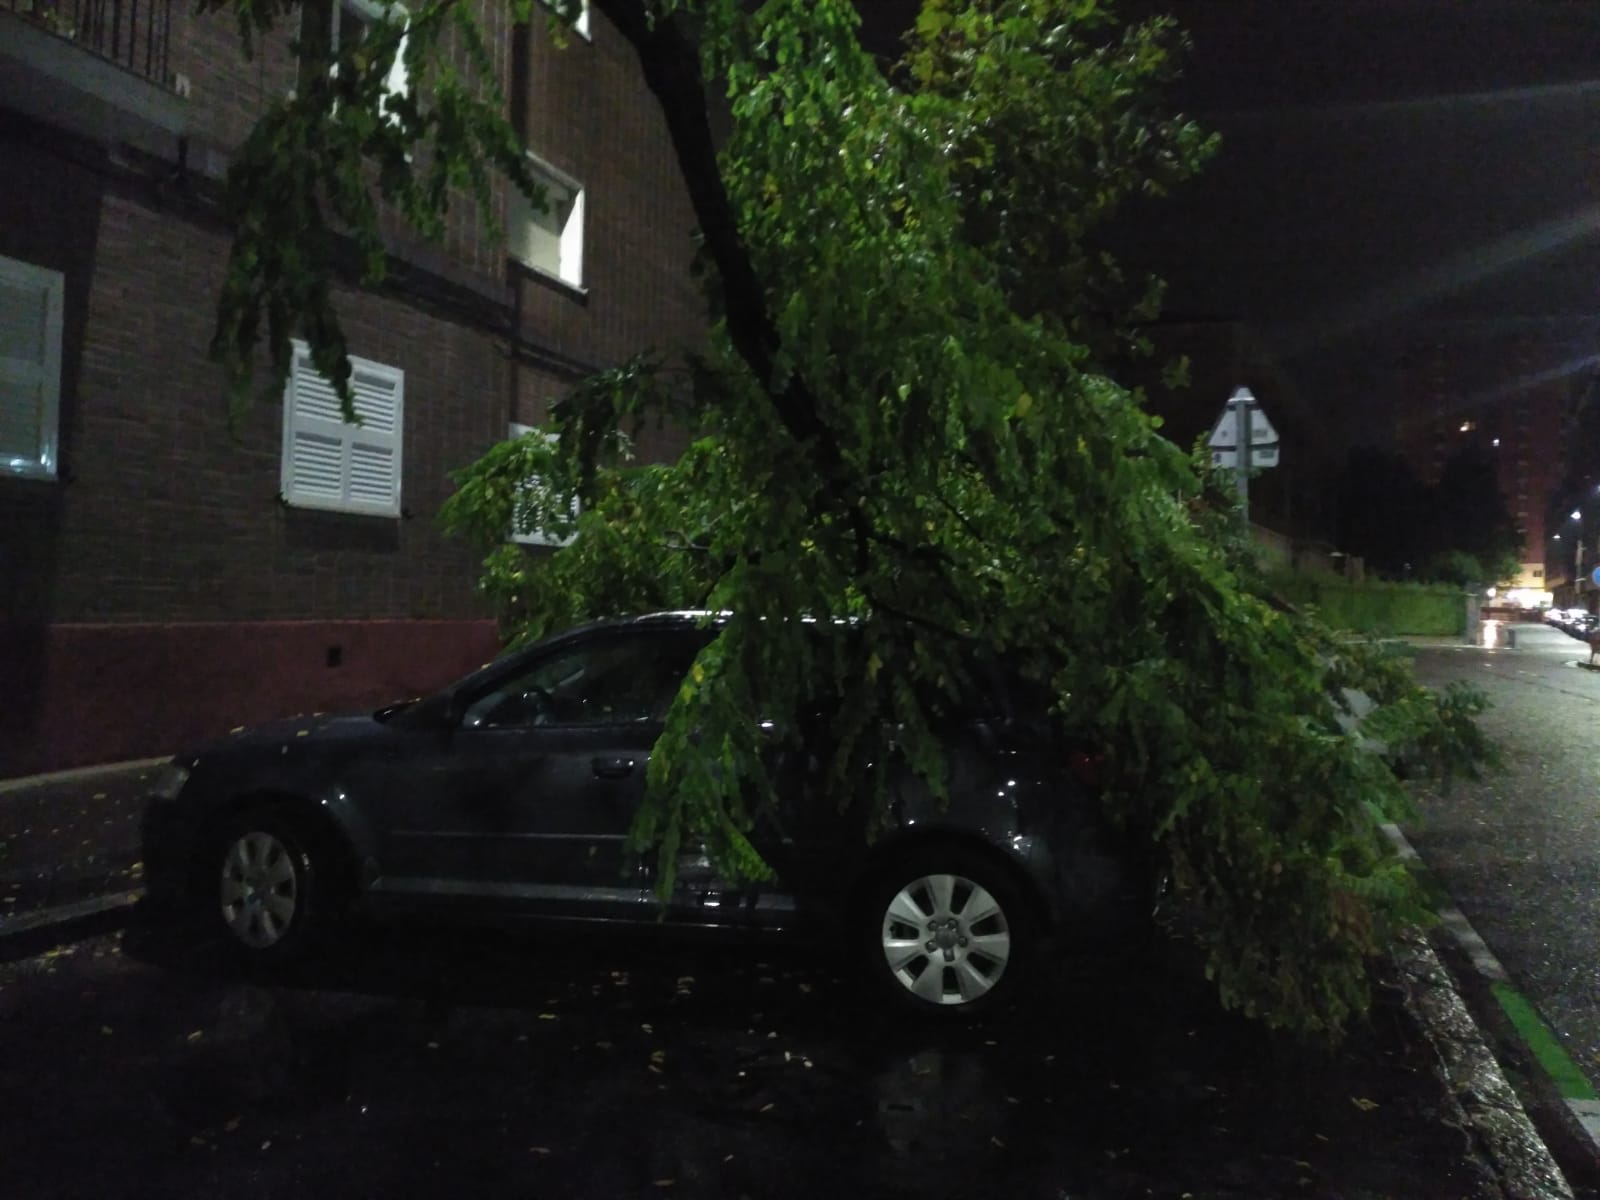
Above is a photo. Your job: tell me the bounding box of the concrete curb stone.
[1398,926,1575,1200]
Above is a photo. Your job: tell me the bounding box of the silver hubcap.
[219,831,299,949]
[880,873,1011,1005]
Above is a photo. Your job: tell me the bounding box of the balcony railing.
[7,0,175,90]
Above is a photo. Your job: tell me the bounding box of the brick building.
[0,0,706,774]
[1393,321,1595,596]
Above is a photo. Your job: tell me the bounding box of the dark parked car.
[141,612,1153,1015]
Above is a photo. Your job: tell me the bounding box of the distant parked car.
[141,612,1157,1017]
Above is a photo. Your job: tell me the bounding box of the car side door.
[373,626,707,919]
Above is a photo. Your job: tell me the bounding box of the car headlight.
[149,760,191,802]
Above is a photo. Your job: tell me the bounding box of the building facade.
[1393,321,1594,599]
[0,0,705,774]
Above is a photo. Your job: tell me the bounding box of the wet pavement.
[0,904,1507,1200]
[0,762,154,919]
[1407,623,1600,1102]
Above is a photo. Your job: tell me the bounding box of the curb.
[0,756,170,795]
[0,890,142,963]
[1397,928,1575,1200]
[1384,822,1591,1197]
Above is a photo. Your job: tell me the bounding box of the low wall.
[0,618,502,777]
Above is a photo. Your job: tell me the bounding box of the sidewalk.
[0,756,1586,1199]
[0,758,159,937]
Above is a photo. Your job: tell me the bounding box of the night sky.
[857,0,1600,445]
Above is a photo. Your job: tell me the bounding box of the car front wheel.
[211,810,325,961]
[863,849,1034,1017]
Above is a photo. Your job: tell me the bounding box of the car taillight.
[1067,750,1104,789]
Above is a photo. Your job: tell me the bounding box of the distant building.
[0,0,705,773]
[1392,320,1594,598]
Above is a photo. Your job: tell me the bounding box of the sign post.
[1208,386,1280,520]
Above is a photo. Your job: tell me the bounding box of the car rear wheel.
[862,848,1034,1017]
[211,810,327,961]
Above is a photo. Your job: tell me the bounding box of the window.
[303,0,410,119]
[541,0,590,39]
[462,633,704,728]
[1534,568,1544,578]
[0,255,63,481]
[281,341,404,516]
[508,154,585,289]
[508,422,578,546]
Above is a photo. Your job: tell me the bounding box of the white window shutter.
[346,365,402,510]
[0,255,64,481]
[560,187,585,288]
[282,341,404,516]
[508,421,577,546]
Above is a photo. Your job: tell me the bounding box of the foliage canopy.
[211,0,1493,1036]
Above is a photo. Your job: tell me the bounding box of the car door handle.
[591,756,637,779]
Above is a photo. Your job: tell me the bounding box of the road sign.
[1207,404,1277,449]
[1208,387,1280,471]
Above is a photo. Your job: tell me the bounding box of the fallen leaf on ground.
[1349,1097,1379,1112]
[759,1102,775,1113]
[990,1136,1005,1149]
[224,1118,240,1132]
[101,1026,113,1035]
[539,1013,558,1021]
[186,1030,203,1042]
[530,1147,551,1155]
[653,1180,675,1188]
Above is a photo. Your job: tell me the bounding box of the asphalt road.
[0,908,1499,1199]
[1408,622,1600,1096]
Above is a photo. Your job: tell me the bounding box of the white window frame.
[508,422,578,546]
[0,254,64,482]
[281,341,405,517]
[541,0,591,40]
[508,153,586,291]
[304,0,410,120]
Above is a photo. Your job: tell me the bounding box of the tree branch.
[593,1,844,479]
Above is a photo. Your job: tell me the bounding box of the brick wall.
[31,190,507,625]
[512,12,707,376]
[0,1,710,772]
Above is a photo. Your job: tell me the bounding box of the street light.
[1573,510,1583,521]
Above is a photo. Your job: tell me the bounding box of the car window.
[461,631,704,729]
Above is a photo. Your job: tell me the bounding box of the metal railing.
[7,0,176,89]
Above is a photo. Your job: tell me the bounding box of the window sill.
[2,460,58,483]
[281,494,401,520]
[512,259,589,305]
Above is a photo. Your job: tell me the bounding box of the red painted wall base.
[1,619,503,777]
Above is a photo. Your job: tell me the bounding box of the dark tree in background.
[1429,443,1521,585]
[1337,443,1520,584]
[1336,448,1432,577]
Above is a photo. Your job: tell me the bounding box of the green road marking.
[1490,982,1599,1101]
